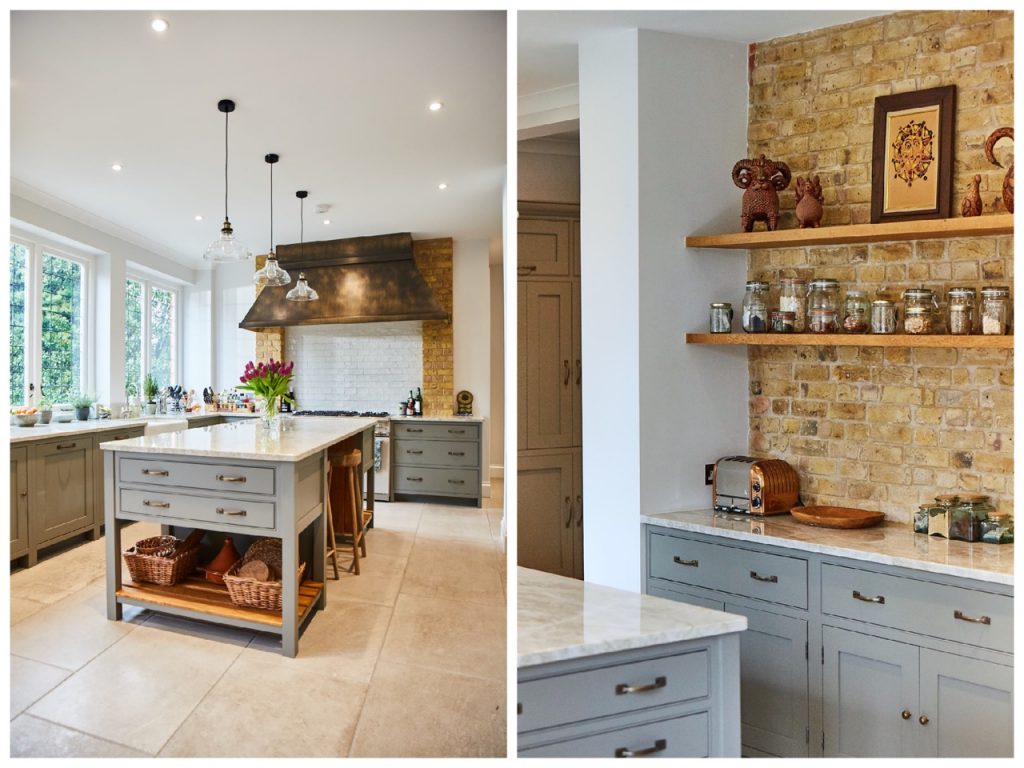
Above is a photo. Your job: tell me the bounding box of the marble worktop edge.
[390,415,484,423]
[642,509,1013,587]
[9,418,152,444]
[97,417,378,463]
[517,567,747,668]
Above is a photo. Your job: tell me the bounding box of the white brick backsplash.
[285,322,422,413]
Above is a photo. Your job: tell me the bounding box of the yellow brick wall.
[413,238,454,416]
[746,10,1013,521]
[252,254,285,366]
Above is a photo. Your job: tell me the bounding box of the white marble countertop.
[390,415,484,423]
[643,509,1013,586]
[518,567,747,668]
[9,418,151,444]
[98,416,377,463]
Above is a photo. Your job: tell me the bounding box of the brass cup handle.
[448,429,466,434]
[901,710,912,720]
[575,494,583,526]
[517,265,537,275]
[615,739,667,758]
[142,469,169,477]
[919,715,930,726]
[216,475,247,483]
[564,496,573,528]
[143,499,170,509]
[216,508,247,517]
[750,571,778,583]
[19,491,28,497]
[447,479,465,485]
[953,610,991,625]
[407,428,423,433]
[852,590,885,604]
[406,476,423,482]
[673,556,698,567]
[615,676,667,695]
[563,360,570,386]
[407,449,424,455]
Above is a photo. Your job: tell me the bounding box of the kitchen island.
[100,417,376,657]
[517,567,746,757]
[643,510,1013,758]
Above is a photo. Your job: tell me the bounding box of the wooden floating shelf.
[117,574,323,629]
[685,214,1013,250]
[685,332,1014,349]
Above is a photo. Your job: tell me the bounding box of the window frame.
[9,234,94,406]
[125,272,183,399]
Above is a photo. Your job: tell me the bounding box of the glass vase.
[259,396,279,430]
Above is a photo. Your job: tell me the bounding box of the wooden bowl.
[790,506,884,529]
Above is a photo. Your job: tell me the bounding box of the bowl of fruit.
[12,407,40,427]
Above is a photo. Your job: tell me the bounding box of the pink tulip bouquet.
[237,359,295,418]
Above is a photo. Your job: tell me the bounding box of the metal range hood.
[239,232,448,329]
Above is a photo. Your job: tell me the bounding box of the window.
[8,239,90,407]
[124,276,180,399]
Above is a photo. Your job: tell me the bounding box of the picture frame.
[871,85,956,223]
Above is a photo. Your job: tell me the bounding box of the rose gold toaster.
[712,456,800,515]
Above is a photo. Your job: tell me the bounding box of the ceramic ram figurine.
[795,175,824,228]
[732,154,792,232]
[984,127,1014,214]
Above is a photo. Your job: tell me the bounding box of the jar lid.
[980,286,1010,297]
[903,287,935,299]
[846,290,867,297]
[745,281,770,290]
[905,306,931,315]
[958,493,991,503]
[808,278,839,288]
[779,277,806,285]
[770,310,796,319]
[934,494,960,505]
[872,299,894,306]
[710,302,732,308]
[948,287,976,298]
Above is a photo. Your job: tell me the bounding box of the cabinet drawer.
[519,710,709,758]
[120,489,276,529]
[518,649,709,733]
[101,427,146,443]
[119,457,275,496]
[649,532,808,609]
[392,421,480,442]
[821,563,1012,653]
[393,466,479,496]
[393,439,478,468]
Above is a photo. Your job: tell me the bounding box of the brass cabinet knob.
[901,710,912,720]
[919,715,930,726]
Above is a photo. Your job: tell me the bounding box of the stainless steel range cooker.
[292,410,392,501]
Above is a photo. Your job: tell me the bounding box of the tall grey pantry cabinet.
[517,202,583,578]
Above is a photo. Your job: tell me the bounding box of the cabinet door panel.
[31,438,94,545]
[520,711,709,758]
[522,282,574,449]
[822,626,918,757]
[10,446,29,557]
[919,649,1013,757]
[518,452,575,577]
[726,602,808,757]
[518,218,571,276]
[572,218,581,277]
[571,448,582,579]
[572,281,582,447]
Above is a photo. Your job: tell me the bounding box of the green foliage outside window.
[9,244,27,406]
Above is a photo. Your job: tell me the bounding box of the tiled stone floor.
[10,483,507,758]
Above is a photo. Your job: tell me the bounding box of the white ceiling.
[518,10,884,97]
[11,10,506,270]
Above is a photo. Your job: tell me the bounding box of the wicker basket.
[223,559,306,612]
[123,540,201,586]
[133,535,178,557]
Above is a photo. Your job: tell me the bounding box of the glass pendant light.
[286,191,320,302]
[203,99,252,263]
[253,153,291,287]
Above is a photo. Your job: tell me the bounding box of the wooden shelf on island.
[117,574,323,629]
[684,214,1013,250]
[685,332,1014,349]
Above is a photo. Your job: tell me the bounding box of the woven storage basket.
[223,559,305,612]
[133,535,178,557]
[123,540,201,586]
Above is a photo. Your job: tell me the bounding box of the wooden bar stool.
[334,448,372,575]
[324,464,340,580]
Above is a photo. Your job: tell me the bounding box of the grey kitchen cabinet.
[93,426,145,540]
[10,445,30,562]
[518,450,581,579]
[518,217,572,277]
[31,435,95,550]
[644,524,1013,758]
[392,420,482,506]
[518,635,741,757]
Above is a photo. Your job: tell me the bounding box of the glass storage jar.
[981,511,1014,544]
[948,493,993,542]
[980,286,1010,335]
[807,278,840,314]
[902,288,938,334]
[947,287,976,336]
[842,290,870,333]
[871,299,897,334]
[778,278,808,332]
[770,310,796,333]
[913,504,930,534]
[741,281,771,333]
[808,308,838,334]
[927,494,960,538]
[709,302,733,333]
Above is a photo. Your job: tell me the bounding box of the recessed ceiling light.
[194,215,203,221]
[438,182,448,190]
[428,101,443,112]
[111,163,123,172]
[323,219,331,225]
[151,19,169,33]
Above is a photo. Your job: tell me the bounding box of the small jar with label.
[808,307,838,333]
[979,286,1010,335]
[741,281,771,333]
[913,504,930,534]
[981,511,1014,544]
[778,278,808,332]
[770,310,796,333]
[949,493,993,542]
[947,287,976,336]
[871,299,897,334]
[709,302,733,333]
[842,290,870,333]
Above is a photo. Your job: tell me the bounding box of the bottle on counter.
[407,390,416,416]
[414,387,423,415]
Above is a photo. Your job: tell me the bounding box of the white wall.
[578,30,749,592]
[212,261,258,393]
[183,270,214,390]
[453,238,492,493]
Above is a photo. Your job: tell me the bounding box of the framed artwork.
[871,85,956,223]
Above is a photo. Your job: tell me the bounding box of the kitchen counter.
[389,415,483,422]
[642,509,1013,586]
[518,566,746,667]
[99,416,377,463]
[10,418,152,444]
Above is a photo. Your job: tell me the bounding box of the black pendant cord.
[269,161,273,254]
[223,110,229,222]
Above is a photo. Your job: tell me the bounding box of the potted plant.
[38,397,53,424]
[236,358,295,428]
[143,374,159,415]
[71,393,95,421]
